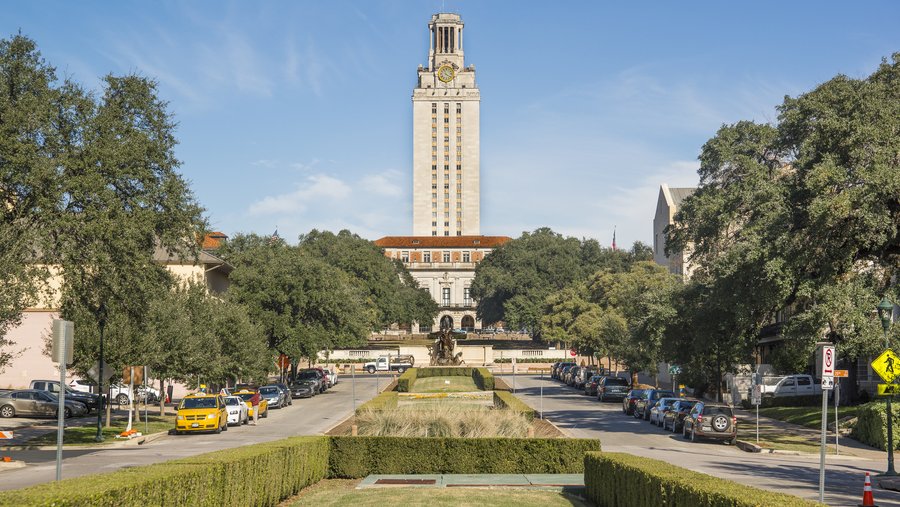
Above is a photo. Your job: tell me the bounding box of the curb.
[0,460,26,472]
[0,430,170,451]
[736,440,762,453]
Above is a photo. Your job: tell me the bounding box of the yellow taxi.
[234,390,268,419]
[175,393,228,434]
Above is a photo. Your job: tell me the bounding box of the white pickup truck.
[759,374,822,398]
[364,355,414,374]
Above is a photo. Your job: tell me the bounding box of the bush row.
[328,436,599,478]
[584,452,822,507]
[852,400,900,450]
[739,394,821,409]
[494,390,535,422]
[493,358,556,363]
[0,436,329,507]
[472,367,494,390]
[396,368,418,392]
[355,391,398,414]
[416,367,475,377]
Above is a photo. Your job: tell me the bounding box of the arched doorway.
[461,315,475,331]
[440,315,454,330]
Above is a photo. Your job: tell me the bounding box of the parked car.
[364,355,414,374]
[223,395,249,426]
[558,364,576,383]
[175,393,228,434]
[662,399,698,433]
[289,381,315,399]
[565,366,581,386]
[68,378,97,394]
[552,362,575,380]
[234,390,269,419]
[109,383,160,405]
[597,376,630,402]
[0,389,88,418]
[296,369,324,394]
[322,369,338,386]
[634,389,676,421]
[274,383,292,406]
[30,379,101,413]
[682,402,737,444]
[259,385,287,409]
[759,374,822,398]
[314,367,331,389]
[573,367,598,389]
[622,389,648,415]
[584,375,604,396]
[649,397,681,427]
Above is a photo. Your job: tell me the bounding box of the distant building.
[374,235,510,332]
[653,184,696,279]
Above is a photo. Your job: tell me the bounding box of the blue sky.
[5,1,899,247]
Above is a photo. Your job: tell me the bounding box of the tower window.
[456,103,462,113]
[401,251,409,263]
[462,251,470,262]
[443,252,451,262]
[423,252,431,262]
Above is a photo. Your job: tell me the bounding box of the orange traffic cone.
[860,472,877,507]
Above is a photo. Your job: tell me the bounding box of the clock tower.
[412,13,480,237]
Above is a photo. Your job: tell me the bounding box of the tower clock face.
[437,65,455,83]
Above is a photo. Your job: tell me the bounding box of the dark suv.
[597,376,630,402]
[682,402,737,444]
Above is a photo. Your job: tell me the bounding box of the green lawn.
[410,376,480,393]
[287,479,588,507]
[757,406,828,429]
[28,415,175,445]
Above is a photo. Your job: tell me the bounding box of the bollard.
[527,427,535,438]
[351,424,358,436]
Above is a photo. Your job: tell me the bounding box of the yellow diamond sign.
[872,349,900,384]
[878,384,900,396]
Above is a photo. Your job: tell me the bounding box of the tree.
[471,228,643,338]
[225,236,372,367]
[297,229,437,329]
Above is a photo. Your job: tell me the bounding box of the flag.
[612,227,617,251]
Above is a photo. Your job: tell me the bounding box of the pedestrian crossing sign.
[877,384,900,396]
[872,349,900,384]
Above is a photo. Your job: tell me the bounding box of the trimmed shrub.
[417,367,474,377]
[0,436,329,507]
[328,436,600,478]
[355,391,398,414]
[397,368,418,392]
[494,390,535,422]
[473,367,495,390]
[852,400,900,450]
[584,452,822,507]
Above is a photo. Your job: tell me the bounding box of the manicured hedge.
[328,436,600,478]
[417,367,475,377]
[355,391,398,414]
[473,367,495,390]
[584,452,823,507]
[0,436,329,507]
[494,390,535,421]
[741,394,821,409]
[852,400,900,450]
[396,368,418,392]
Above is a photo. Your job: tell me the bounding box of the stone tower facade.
[412,13,480,237]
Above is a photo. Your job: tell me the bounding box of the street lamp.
[878,296,895,476]
[94,303,107,443]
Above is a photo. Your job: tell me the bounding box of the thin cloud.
[249,174,352,215]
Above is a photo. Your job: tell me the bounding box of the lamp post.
[94,303,107,443]
[879,296,895,476]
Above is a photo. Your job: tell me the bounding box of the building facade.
[374,236,509,331]
[412,13,481,237]
[652,183,696,279]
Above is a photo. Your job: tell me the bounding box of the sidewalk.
[733,405,887,460]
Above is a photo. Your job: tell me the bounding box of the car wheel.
[367,366,376,374]
[116,394,129,405]
[683,424,690,439]
[0,405,14,418]
[222,421,228,431]
[64,407,72,418]
[691,428,697,442]
[215,424,222,434]
[175,430,183,435]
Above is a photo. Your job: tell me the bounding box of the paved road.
[0,375,385,491]
[501,374,900,507]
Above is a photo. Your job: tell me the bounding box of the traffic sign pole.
[818,343,835,504]
[872,349,899,476]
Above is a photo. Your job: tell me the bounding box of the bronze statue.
[429,328,464,366]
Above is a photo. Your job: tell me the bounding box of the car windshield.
[290,383,308,388]
[260,387,278,395]
[180,397,217,409]
[762,377,784,386]
[225,398,240,406]
[605,378,629,386]
[654,391,676,399]
[629,390,646,397]
[298,371,318,380]
[236,393,255,401]
[679,402,697,411]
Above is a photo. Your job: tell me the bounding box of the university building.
[376,13,508,332]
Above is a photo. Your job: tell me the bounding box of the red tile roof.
[202,231,228,250]
[373,235,511,248]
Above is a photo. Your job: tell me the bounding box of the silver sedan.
[0,389,89,418]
